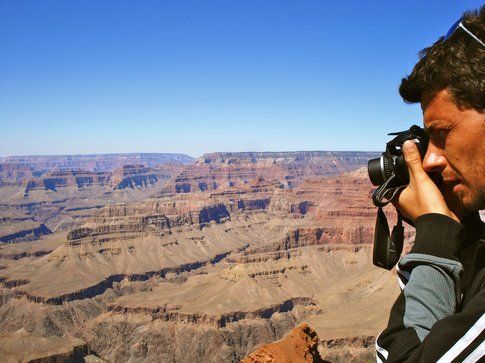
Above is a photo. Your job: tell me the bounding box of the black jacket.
[376,212,485,362]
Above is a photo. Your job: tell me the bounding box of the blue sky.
[0,1,482,157]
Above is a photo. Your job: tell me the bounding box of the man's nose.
[422,143,447,173]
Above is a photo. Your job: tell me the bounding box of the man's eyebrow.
[423,120,446,133]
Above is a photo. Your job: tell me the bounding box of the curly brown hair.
[399,6,485,111]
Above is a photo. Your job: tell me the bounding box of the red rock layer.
[242,323,326,363]
[160,151,378,195]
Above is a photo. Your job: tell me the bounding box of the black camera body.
[368,125,429,207]
[367,125,429,270]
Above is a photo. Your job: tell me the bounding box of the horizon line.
[0,150,380,159]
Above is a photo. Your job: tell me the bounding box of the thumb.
[403,140,425,178]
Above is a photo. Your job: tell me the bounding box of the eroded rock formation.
[160,151,378,195]
[242,323,325,363]
[0,157,188,245]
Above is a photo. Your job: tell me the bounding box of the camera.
[367,125,428,270]
[368,125,428,206]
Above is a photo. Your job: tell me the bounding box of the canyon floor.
[0,152,406,362]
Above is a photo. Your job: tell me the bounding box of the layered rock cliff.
[0,162,187,245]
[159,151,378,194]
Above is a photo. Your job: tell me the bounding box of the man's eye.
[430,129,449,145]
[436,129,449,138]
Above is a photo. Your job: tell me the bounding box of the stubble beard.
[463,187,485,212]
[442,182,485,220]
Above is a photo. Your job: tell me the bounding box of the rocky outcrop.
[245,225,373,255]
[109,297,317,328]
[242,323,326,363]
[86,309,305,362]
[23,164,185,194]
[66,202,231,244]
[318,336,376,362]
[242,327,377,363]
[0,224,52,243]
[0,329,88,362]
[0,277,30,288]
[320,335,375,349]
[0,249,52,260]
[228,250,302,264]
[109,164,166,189]
[0,163,35,185]
[24,170,108,193]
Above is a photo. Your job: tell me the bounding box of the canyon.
[0,151,407,362]
[0,154,193,244]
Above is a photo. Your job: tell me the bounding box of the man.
[376,6,484,363]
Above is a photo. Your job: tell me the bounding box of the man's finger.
[402,140,425,178]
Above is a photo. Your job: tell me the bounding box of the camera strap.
[370,173,407,270]
[371,174,405,207]
[373,207,404,270]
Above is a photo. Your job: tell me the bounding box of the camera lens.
[368,156,385,186]
[368,154,393,186]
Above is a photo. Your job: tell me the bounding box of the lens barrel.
[368,154,394,186]
[368,156,384,186]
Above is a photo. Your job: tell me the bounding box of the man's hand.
[393,140,460,223]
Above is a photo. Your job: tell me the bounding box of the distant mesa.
[0,152,195,174]
[0,223,52,243]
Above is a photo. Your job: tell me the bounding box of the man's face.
[421,89,485,217]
